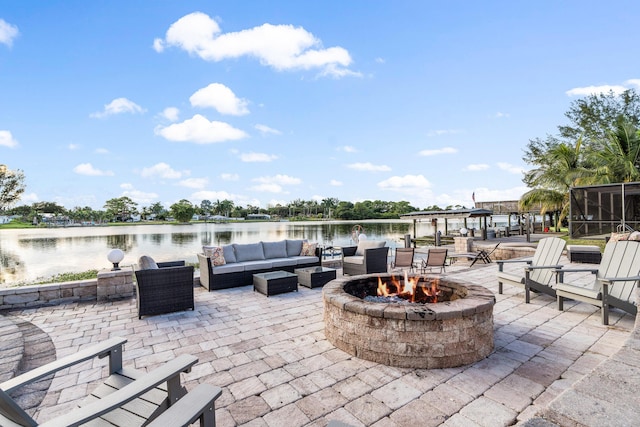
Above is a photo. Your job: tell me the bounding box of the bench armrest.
[0,337,127,394]
[147,383,223,427]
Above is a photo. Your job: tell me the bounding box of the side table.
[253,271,298,296]
[294,266,337,288]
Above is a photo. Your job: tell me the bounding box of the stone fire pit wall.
[323,275,495,369]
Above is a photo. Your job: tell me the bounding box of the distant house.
[246,214,271,220]
[0,215,13,224]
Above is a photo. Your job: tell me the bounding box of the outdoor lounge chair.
[0,337,223,426]
[555,240,640,325]
[419,248,448,273]
[449,243,500,266]
[135,257,195,319]
[496,237,566,303]
[390,247,416,272]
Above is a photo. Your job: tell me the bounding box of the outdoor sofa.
[198,239,322,290]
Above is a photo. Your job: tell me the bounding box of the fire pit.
[323,273,495,368]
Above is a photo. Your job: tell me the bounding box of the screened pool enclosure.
[570,182,640,238]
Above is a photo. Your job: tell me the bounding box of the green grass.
[8,270,100,287]
[0,220,36,229]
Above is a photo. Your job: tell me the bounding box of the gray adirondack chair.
[0,337,222,427]
[496,237,567,302]
[556,240,640,325]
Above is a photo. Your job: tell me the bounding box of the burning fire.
[377,271,441,303]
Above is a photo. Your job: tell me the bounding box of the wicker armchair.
[135,260,195,319]
[342,243,389,275]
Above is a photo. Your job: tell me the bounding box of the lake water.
[0,219,452,286]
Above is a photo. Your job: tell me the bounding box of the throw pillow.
[138,255,158,270]
[203,246,226,266]
[300,241,318,256]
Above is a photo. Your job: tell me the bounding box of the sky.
[2,1,640,212]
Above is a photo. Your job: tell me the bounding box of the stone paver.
[1,257,636,426]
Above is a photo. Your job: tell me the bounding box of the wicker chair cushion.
[263,240,287,259]
[138,255,159,270]
[355,240,386,256]
[300,241,318,256]
[286,239,305,257]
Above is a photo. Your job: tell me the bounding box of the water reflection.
[0,220,430,285]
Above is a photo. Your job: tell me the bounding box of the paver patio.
[2,258,635,426]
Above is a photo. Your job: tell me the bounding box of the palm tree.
[520,139,591,230]
[588,118,640,183]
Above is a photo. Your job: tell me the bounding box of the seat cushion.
[343,256,365,265]
[211,263,245,274]
[241,260,273,271]
[270,258,298,268]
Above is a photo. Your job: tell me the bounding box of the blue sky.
[2,1,639,211]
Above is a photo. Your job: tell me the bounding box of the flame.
[376,274,440,303]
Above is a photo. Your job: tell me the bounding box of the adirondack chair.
[419,248,448,273]
[496,237,566,303]
[556,240,640,325]
[0,337,222,427]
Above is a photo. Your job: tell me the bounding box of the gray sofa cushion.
[241,260,273,271]
[234,243,265,262]
[211,263,245,274]
[270,258,298,268]
[222,244,237,263]
[262,240,287,259]
[286,239,305,257]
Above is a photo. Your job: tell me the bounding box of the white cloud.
[250,183,285,193]
[330,179,343,186]
[178,177,208,189]
[493,112,510,118]
[0,130,18,148]
[497,162,525,175]
[190,83,250,116]
[255,124,282,135]
[427,129,462,137]
[155,12,356,78]
[90,98,146,118]
[67,143,80,150]
[140,163,184,179]
[377,174,432,192]
[160,107,180,122]
[347,162,391,172]
[192,190,238,202]
[253,174,301,185]
[155,114,248,144]
[73,163,114,176]
[465,164,490,171]
[338,145,358,153]
[472,186,529,203]
[21,192,39,204]
[0,19,19,47]
[566,84,627,97]
[627,79,640,88]
[120,186,159,205]
[418,147,458,156]
[240,152,278,162]
[95,148,109,154]
[375,57,385,64]
[221,173,239,181]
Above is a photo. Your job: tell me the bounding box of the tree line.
[1,193,454,225]
[521,89,640,230]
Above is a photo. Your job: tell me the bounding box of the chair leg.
[557,295,564,311]
[498,282,503,294]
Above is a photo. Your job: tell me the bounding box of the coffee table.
[253,271,298,296]
[294,266,337,288]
